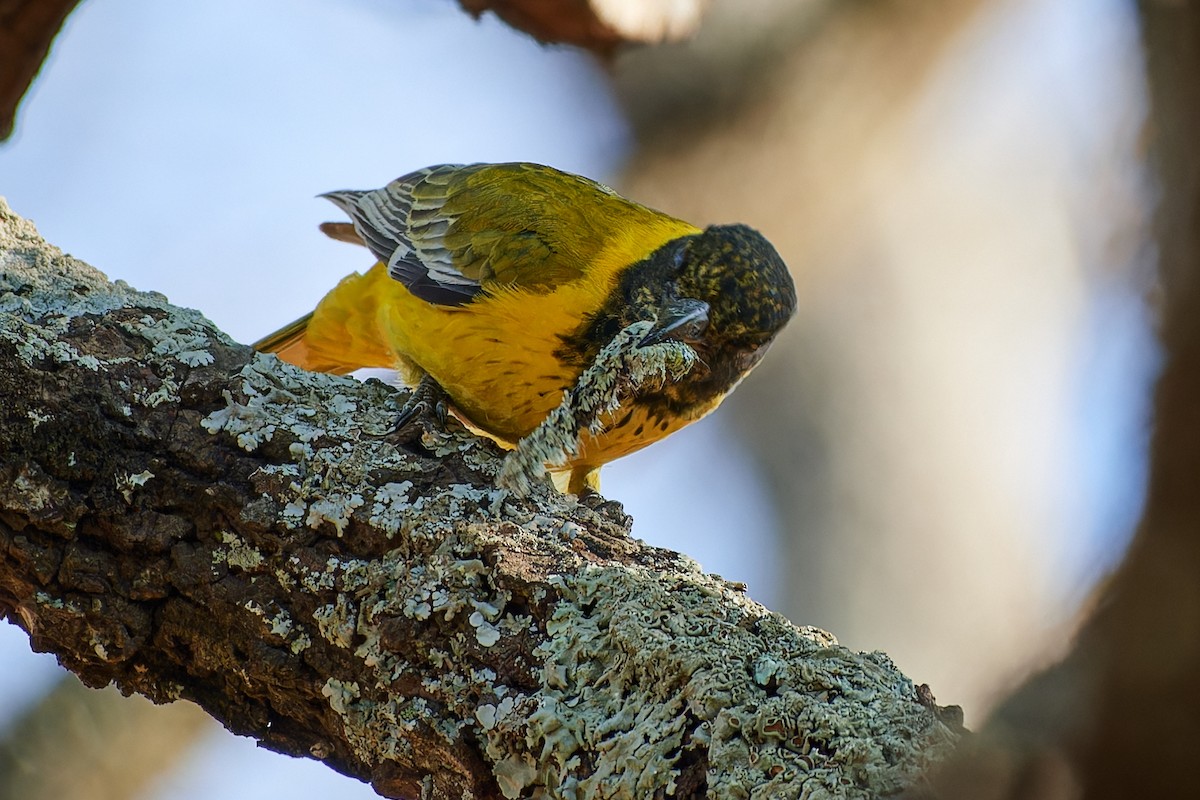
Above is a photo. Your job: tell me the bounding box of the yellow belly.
[303,263,590,441]
[388,275,590,438]
[299,258,722,485]
[567,397,720,476]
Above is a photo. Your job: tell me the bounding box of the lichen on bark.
[0,199,960,799]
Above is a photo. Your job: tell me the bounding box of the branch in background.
[0,199,959,798]
[0,0,82,139]
[0,0,705,141]
[459,0,703,52]
[0,676,213,800]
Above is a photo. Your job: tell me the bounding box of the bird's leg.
[567,465,601,496]
[392,372,449,434]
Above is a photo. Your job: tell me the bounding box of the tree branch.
[0,0,82,140]
[457,0,703,53]
[0,199,959,799]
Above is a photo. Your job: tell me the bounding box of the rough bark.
[0,199,959,798]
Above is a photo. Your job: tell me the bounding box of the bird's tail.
[253,265,399,376]
[253,311,346,373]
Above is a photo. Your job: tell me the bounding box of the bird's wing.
[321,163,689,307]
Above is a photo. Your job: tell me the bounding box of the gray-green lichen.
[280,512,956,799]
[0,198,229,416]
[497,319,697,495]
[489,564,953,799]
[201,351,516,547]
[216,530,266,571]
[198,305,912,797]
[115,470,154,504]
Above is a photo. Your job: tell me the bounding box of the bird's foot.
[384,374,449,444]
[577,489,631,528]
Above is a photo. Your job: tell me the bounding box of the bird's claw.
[577,489,632,528]
[387,374,450,443]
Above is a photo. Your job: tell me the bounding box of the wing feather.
[321,163,694,307]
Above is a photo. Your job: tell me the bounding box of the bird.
[253,162,796,494]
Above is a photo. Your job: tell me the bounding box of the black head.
[560,223,795,383]
[673,224,796,349]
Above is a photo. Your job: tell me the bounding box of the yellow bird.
[254,163,796,494]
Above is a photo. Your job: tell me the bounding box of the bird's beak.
[639,298,710,346]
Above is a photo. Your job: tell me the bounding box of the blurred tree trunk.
[0,0,81,138]
[929,1,1200,796]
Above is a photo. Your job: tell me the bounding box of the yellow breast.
[293,209,704,483]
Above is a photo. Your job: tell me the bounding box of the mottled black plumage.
[559,223,796,420]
